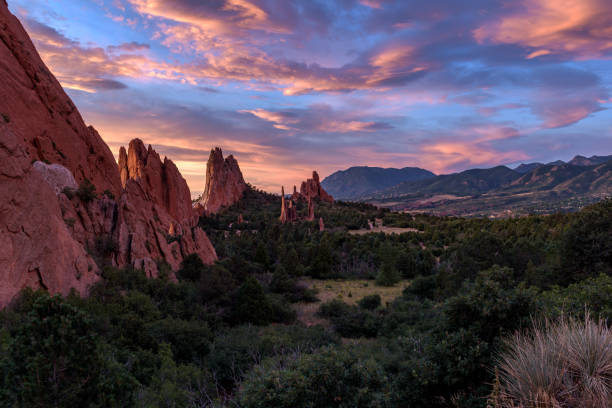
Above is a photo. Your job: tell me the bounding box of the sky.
[8,0,612,195]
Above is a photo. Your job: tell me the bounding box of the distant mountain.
[514,160,564,174]
[506,162,588,192]
[364,158,612,217]
[569,155,612,167]
[515,163,544,174]
[514,155,612,174]
[370,166,520,198]
[321,166,435,200]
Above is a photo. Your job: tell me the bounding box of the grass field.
[295,278,410,326]
[348,226,421,235]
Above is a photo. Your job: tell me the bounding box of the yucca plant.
[491,315,612,408]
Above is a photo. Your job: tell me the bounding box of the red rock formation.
[291,185,301,201]
[196,147,247,214]
[279,186,298,223]
[118,139,193,222]
[0,3,121,198]
[0,127,99,307]
[319,217,325,232]
[299,171,334,203]
[307,197,315,221]
[0,3,217,306]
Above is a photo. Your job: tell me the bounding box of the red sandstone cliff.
[0,3,216,306]
[195,147,247,214]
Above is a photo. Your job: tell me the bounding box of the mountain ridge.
[321,166,435,200]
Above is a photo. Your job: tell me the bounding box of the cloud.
[240,105,394,133]
[527,67,608,128]
[474,0,612,59]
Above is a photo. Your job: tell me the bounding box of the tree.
[177,253,205,282]
[230,277,273,325]
[376,260,400,286]
[3,291,135,406]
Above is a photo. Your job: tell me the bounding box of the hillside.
[321,166,434,200]
[366,160,612,216]
[370,165,521,198]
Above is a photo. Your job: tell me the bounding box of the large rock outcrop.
[0,3,121,198]
[0,3,217,306]
[299,171,334,203]
[118,139,193,222]
[195,147,247,214]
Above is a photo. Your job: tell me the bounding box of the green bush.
[237,346,391,408]
[230,277,274,325]
[1,291,136,406]
[76,178,97,202]
[358,294,381,310]
[177,253,205,282]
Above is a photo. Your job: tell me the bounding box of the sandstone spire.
[196,147,247,214]
[280,186,288,223]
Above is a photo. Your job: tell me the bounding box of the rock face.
[0,127,99,307]
[0,3,217,306]
[196,147,247,214]
[118,139,193,222]
[299,171,334,203]
[280,186,297,223]
[0,4,121,198]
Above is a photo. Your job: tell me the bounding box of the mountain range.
[321,166,434,200]
[322,155,612,216]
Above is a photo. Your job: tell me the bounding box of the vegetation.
[491,316,612,408]
[1,188,612,407]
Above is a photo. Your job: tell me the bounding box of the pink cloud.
[474,0,612,59]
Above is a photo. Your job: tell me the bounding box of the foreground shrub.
[491,315,612,408]
[237,346,391,407]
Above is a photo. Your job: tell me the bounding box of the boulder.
[32,161,78,194]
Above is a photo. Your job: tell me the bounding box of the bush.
[405,274,437,300]
[376,261,400,287]
[358,294,381,310]
[318,300,380,338]
[491,315,612,408]
[177,254,204,282]
[230,277,274,325]
[76,178,97,202]
[1,291,136,406]
[237,346,391,407]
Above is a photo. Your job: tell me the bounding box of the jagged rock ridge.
[297,171,334,203]
[195,147,247,214]
[0,3,217,306]
[279,170,334,224]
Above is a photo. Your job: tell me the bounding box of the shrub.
[1,292,136,406]
[177,254,204,282]
[376,261,400,286]
[318,300,380,338]
[358,294,381,310]
[491,315,612,408]
[62,186,76,199]
[405,274,437,299]
[230,277,274,325]
[76,178,97,202]
[237,346,391,407]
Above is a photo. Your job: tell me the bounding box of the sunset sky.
[9,0,612,195]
